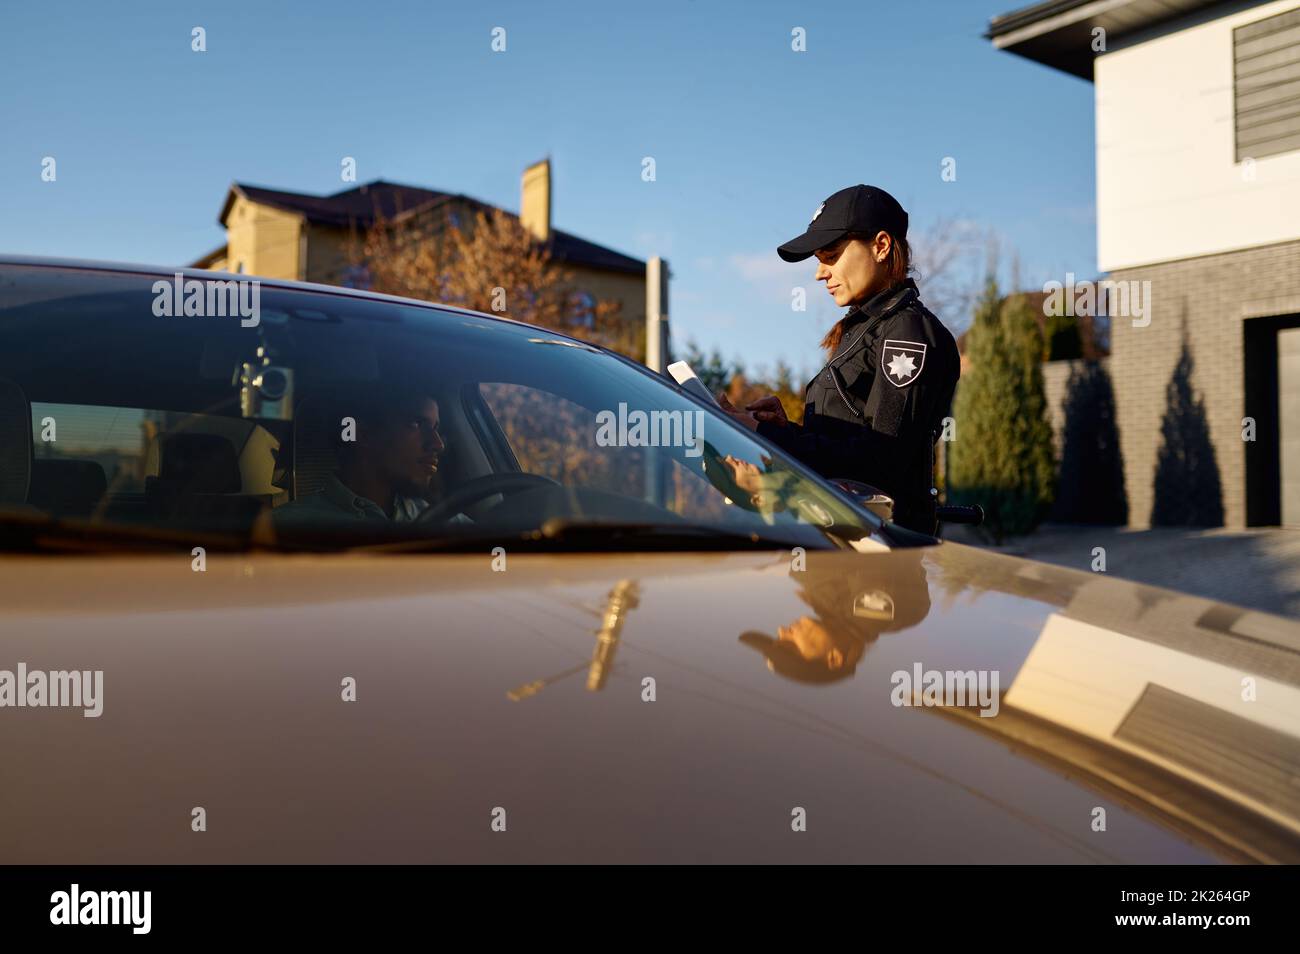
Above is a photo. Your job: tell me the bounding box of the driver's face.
[374,398,445,497]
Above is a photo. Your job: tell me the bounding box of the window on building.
[573,291,596,328]
[341,263,372,290]
[1234,7,1300,161]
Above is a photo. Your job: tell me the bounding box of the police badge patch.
[881,339,926,387]
[852,589,895,621]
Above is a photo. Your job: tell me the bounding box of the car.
[1,256,1298,863]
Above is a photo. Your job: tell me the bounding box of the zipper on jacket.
[821,323,873,418]
[828,365,863,418]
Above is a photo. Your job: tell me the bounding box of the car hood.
[1,541,1297,863]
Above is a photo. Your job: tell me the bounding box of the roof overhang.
[190,244,228,269]
[986,0,1236,80]
[217,183,244,227]
[217,183,311,228]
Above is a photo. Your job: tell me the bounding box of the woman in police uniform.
[718,184,959,535]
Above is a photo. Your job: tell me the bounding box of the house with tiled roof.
[192,160,647,334]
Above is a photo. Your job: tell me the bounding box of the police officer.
[718,184,959,535]
[738,548,931,684]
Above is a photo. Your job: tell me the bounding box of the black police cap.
[777,184,909,263]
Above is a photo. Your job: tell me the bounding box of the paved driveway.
[944,523,1300,619]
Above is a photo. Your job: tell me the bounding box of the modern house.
[989,0,1300,528]
[192,160,648,345]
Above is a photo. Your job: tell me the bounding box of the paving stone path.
[944,523,1300,619]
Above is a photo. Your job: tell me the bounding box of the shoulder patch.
[881,339,926,387]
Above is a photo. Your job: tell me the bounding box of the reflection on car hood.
[1,541,1297,863]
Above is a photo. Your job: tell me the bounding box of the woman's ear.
[873,230,892,263]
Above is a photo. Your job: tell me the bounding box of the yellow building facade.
[193,161,647,348]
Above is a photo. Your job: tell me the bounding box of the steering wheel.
[415,472,561,525]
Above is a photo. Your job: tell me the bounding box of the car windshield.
[0,264,882,553]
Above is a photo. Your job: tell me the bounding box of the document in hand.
[667,361,720,407]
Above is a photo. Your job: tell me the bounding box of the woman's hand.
[716,392,759,431]
[746,395,789,427]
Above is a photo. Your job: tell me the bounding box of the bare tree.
[909,218,999,333]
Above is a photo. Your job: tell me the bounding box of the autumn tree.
[355,205,638,359]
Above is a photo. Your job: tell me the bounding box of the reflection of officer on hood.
[740,550,930,684]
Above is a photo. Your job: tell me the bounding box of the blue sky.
[0,0,1096,378]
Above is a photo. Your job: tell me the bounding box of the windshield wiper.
[351,518,841,555]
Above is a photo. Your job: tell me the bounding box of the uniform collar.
[844,278,917,325]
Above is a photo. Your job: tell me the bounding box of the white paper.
[667,360,719,406]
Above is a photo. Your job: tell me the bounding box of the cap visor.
[777,229,846,263]
[738,631,776,653]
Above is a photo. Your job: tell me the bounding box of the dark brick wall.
[1109,239,1300,528]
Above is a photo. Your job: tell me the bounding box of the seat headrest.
[292,396,340,499]
[158,433,241,494]
[29,459,108,516]
[0,379,33,506]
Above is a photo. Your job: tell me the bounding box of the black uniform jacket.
[757,278,959,533]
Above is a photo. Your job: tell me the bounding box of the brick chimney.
[520,159,551,242]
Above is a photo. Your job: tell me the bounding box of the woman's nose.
[814,261,831,281]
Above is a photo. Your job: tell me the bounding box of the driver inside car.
[274,389,461,527]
